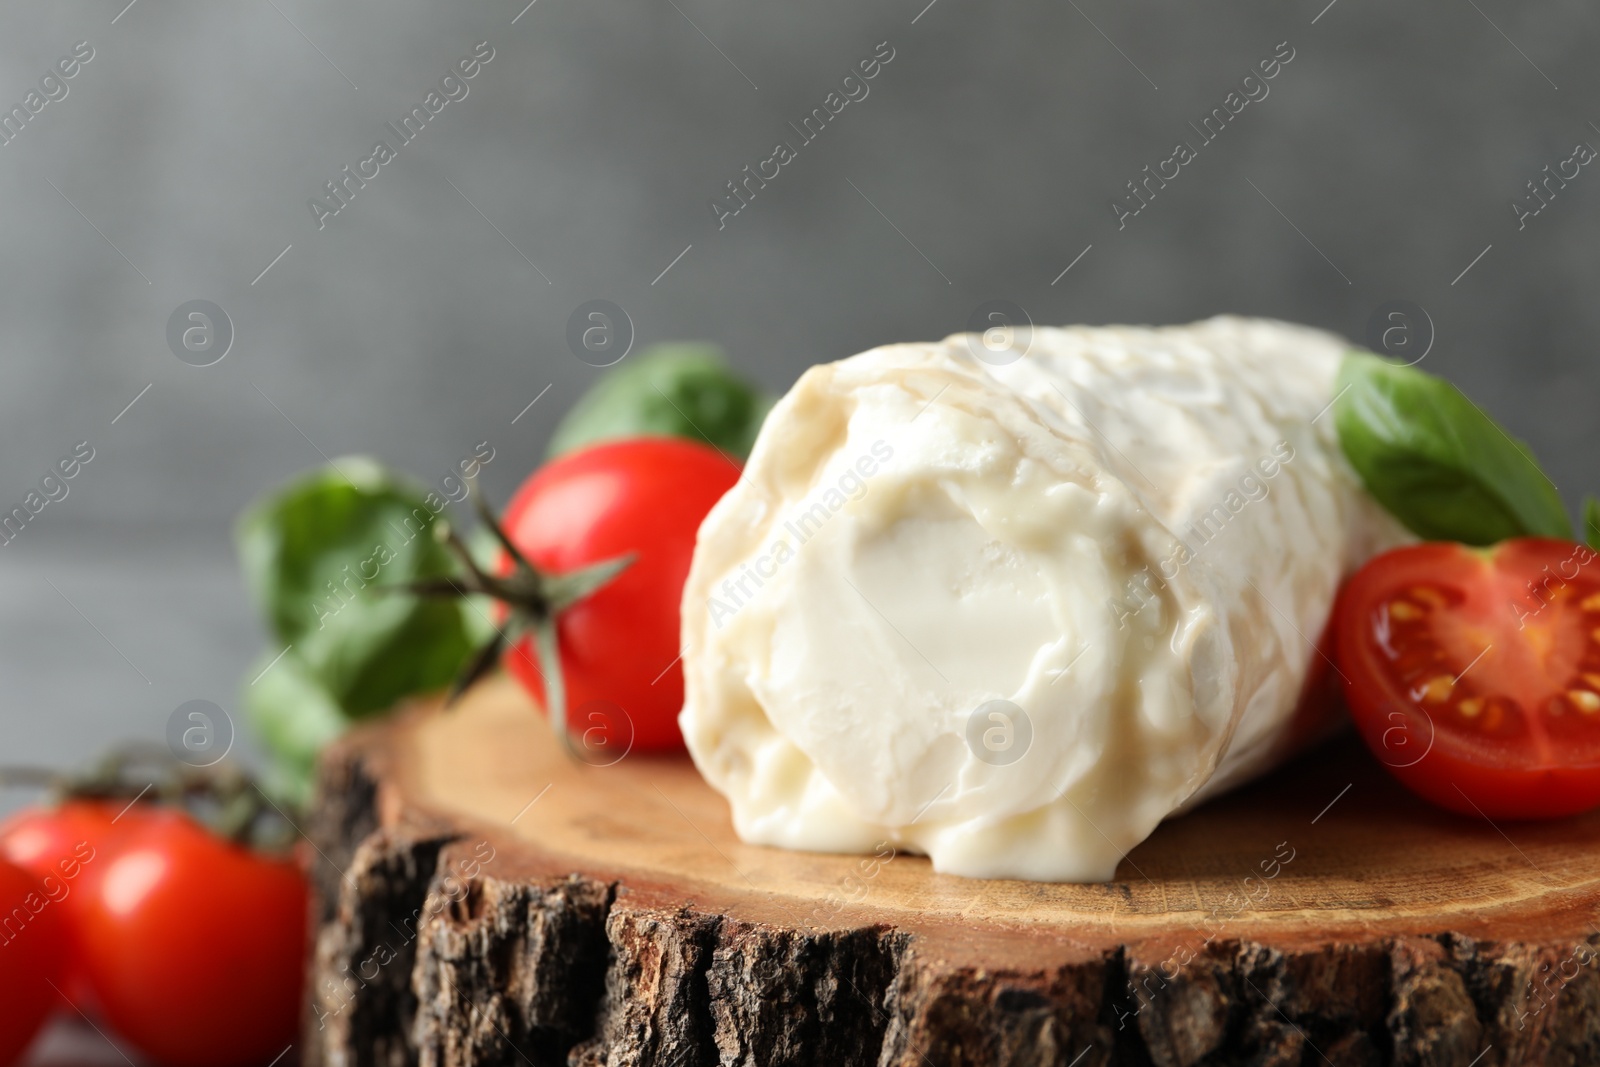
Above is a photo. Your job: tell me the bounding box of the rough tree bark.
[302,678,1600,1067]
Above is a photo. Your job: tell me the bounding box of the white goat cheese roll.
[678,316,1406,882]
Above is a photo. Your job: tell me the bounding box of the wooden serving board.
[303,675,1600,1067]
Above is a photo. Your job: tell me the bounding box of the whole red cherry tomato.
[0,856,67,1067]
[501,437,740,751]
[1335,538,1600,819]
[75,809,308,1067]
[0,799,124,1009]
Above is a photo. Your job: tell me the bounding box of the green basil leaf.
[242,647,347,809]
[1586,497,1600,551]
[547,343,773,460]
[1334,352,1571,545]
[236,457,479,717]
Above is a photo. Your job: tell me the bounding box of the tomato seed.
[1419,676,1454,703]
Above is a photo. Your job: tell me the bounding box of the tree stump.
[304,675,1600,1067]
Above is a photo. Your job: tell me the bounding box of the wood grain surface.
[303,675,1600,1067]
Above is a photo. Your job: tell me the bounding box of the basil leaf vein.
[1334,352,1570,545]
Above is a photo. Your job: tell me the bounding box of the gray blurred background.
[3,1,1596,1058]
[2,1,1597,813]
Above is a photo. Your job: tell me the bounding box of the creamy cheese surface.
[678,317,1407,882]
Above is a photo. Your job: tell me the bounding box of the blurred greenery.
[547,343,773,460]
[236,457,492,805]
[235,344,769,806]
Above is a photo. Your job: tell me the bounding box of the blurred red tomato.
[0,856,67,1066]
[75,809,307,1067]
[0,799,124,1009]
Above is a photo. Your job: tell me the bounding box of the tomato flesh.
[500,437,740,752]
[1336,538,1600,819]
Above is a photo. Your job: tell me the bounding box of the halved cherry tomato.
[500,436,741,751]
[1335,538,1600,819]
[75,809,307,1067]
[0,857,66,1067]
[0,799,124,1009]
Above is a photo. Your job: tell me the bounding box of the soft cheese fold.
[678,317,1406,882]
